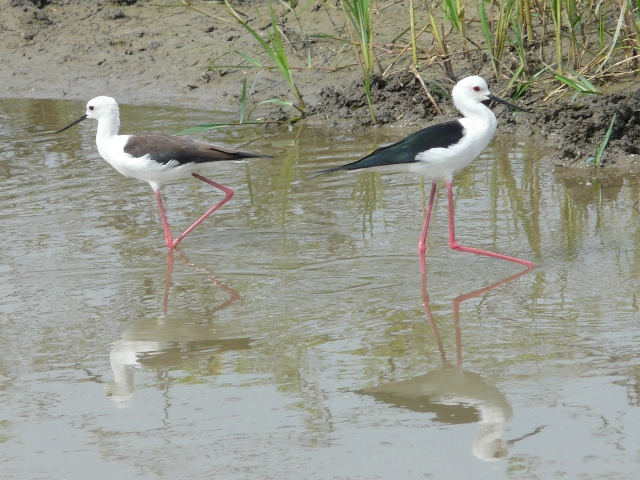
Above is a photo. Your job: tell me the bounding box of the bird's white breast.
[413,113,497,181]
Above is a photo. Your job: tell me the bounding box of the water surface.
[1,98,640,479]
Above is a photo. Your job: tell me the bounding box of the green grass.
[224,0,305,114]
[586,112,617,202]
[341,0,377,124]
[589,113,618,167]
[175,76,302,135]
[555,71,600,98]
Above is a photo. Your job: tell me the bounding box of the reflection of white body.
[104,317,251,407]
[104,340,162,407]
[363,369,513,461]
[472,393,513,461]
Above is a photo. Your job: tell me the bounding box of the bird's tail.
[310,164,351,178]
[237,151,274,159]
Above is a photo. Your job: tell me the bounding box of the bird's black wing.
[314,121,465,176]
[123,134,270,165]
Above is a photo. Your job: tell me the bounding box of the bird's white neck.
[457,100,497,134]
[480,105,497,137]
[95,113,121,146]
[456,103,498,165]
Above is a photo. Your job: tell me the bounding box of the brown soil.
[3,0,640,169]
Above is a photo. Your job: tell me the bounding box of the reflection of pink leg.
[170,173,235,249]
[446,181,536,268]
[155,189,174,249]
[422,264,534,369]
[418,181,438,274]
[420,268,448,366]
[174,250,241,313]
[163,251,174,316]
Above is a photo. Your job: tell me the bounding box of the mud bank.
[2,0,640,168]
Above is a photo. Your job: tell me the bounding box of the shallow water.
[1,98,640,479]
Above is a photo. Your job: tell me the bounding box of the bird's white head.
[55,95,121,136]
[85,96,120,121]
[451,76,530,118]
[451,76,492,112]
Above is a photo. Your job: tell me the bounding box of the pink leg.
[418,180,438,274]
[170,173,234,249]
[446,181,536,268]
[155,189,174,249]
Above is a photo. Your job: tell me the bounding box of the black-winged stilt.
[56,96,271,250]
[315,76,535,269]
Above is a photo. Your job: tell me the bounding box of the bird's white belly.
[414,124,494,181]
[98,137,201,188]
[118,157,200,185]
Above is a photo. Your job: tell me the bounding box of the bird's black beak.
[55,114,88,134]
[486,94,533,114]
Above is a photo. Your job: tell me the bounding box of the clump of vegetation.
[224,0,305,115]
[341,0,377,124]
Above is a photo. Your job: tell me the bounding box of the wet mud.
[532,90,640,165]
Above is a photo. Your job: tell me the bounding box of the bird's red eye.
[89,106,95,110]
[473,86,481,92]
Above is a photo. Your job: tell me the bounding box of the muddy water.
[1,98,640,479]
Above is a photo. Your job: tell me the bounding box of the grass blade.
[239,77,247,123]
[234,51,264,68]
[595,113,617,166]
[224,0,305,113]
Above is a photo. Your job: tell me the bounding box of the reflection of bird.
[363,370,513,460]
[56,96,271,250]
[361,268,532,461]
[315,76,534,270]
[104,252,248,407]
[104,328,252,407]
